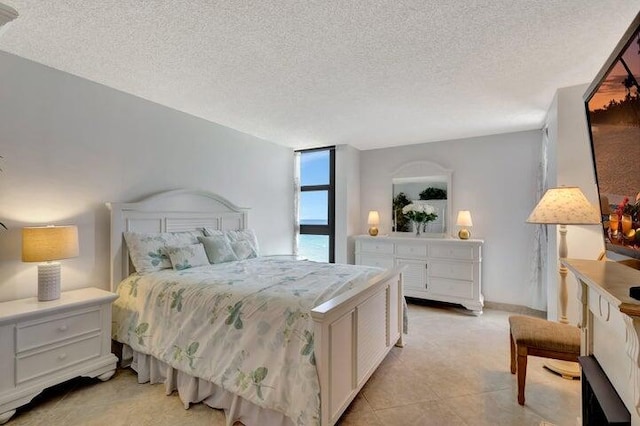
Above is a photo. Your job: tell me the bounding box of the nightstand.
[0,288,118,424]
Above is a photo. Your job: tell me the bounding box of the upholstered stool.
[508,315,580,405]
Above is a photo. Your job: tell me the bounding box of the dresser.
[354,235,483,314]
[0,288,118,424]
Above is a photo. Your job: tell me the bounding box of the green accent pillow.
[197,235,238,263]
[231,240,258,260]
[124,231,203,273]
[165,244,210,270]
[226,230,260,256]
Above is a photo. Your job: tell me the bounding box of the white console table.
[563,258,640,425]
[355,235,483,314]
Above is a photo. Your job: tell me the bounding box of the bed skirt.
[124,345,295,426]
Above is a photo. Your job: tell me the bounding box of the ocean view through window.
[297,147,335,262]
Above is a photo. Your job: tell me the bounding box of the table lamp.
[368,211,380,236]
[527,186,600,377]
[456,210,473,239]
[22,225,79,301]
[0,3,18,28]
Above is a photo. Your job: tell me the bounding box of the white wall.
[0,51,294,302]
[360,130,541,306]
[545,93,560,319]
[335,145,361,264]
[546,84,605,323]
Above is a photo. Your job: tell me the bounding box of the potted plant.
[393,192,412,232]
[419,187,447,200]
[402,203,438,236]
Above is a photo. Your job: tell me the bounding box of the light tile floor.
[8,303,581,426]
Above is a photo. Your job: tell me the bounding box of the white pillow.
[198,235,238,263]
[165,244,210,270]
[230,240,258,260]
[124,231,204,273]
[225,229,259,256]
[202,227,224,237]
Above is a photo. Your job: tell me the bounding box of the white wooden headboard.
[106,189,249,292]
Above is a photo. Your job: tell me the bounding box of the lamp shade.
[526,187,600,225]
[367,211,380,226]
[456,210,473,227]
[0,3,19,28]
[22,226,79,262]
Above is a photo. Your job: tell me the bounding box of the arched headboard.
[106,189,249,291]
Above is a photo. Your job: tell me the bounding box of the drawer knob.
[58,325,68,332]
[58,353,67,360]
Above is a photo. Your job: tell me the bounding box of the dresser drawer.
[428,261,474,281]
[429,244,475,260]
[17,308,101,352]
[427,278,474,299]
[357,254,395,269]
[395,243,427,258]
[359,240,394,254]
[16,334,101,384]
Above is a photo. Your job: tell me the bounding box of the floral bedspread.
[112,257,385,425]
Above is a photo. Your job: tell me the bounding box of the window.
[297,147,335,262]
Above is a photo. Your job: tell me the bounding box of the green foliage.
[236,366,270,400]
[174,261,191,270]
[619,197,640,223]
[301,330,315,365]
[173,341,200,369]
[226,301,244,329]
[419,187,447,200]
[392,192,412,232]
[170,288,186,311]
[128,277,140,297]
[134,322,149,346]
[148,250,169,266]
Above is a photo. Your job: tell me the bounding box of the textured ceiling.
[0,1,639,150]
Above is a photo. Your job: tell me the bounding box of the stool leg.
[509,332,516,374]
[517,346,527,405]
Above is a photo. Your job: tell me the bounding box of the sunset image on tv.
[588,27,640,256]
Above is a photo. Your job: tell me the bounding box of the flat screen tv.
[585,11,640,259]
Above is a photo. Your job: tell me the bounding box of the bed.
[107,189,404,426]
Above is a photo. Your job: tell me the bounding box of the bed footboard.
[311,268,404,426]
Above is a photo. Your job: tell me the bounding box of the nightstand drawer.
[16,335,101,384]
[17,308,101,352]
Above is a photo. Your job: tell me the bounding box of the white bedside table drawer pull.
[58,353,67,361]
[17,308,101,352]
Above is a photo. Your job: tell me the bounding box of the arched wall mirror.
[391,161,452,236]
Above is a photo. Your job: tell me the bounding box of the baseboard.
[483,301,546,318]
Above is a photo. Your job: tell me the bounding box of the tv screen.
[585,12,640,259]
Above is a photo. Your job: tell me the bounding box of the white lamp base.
[38,262,61,301]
